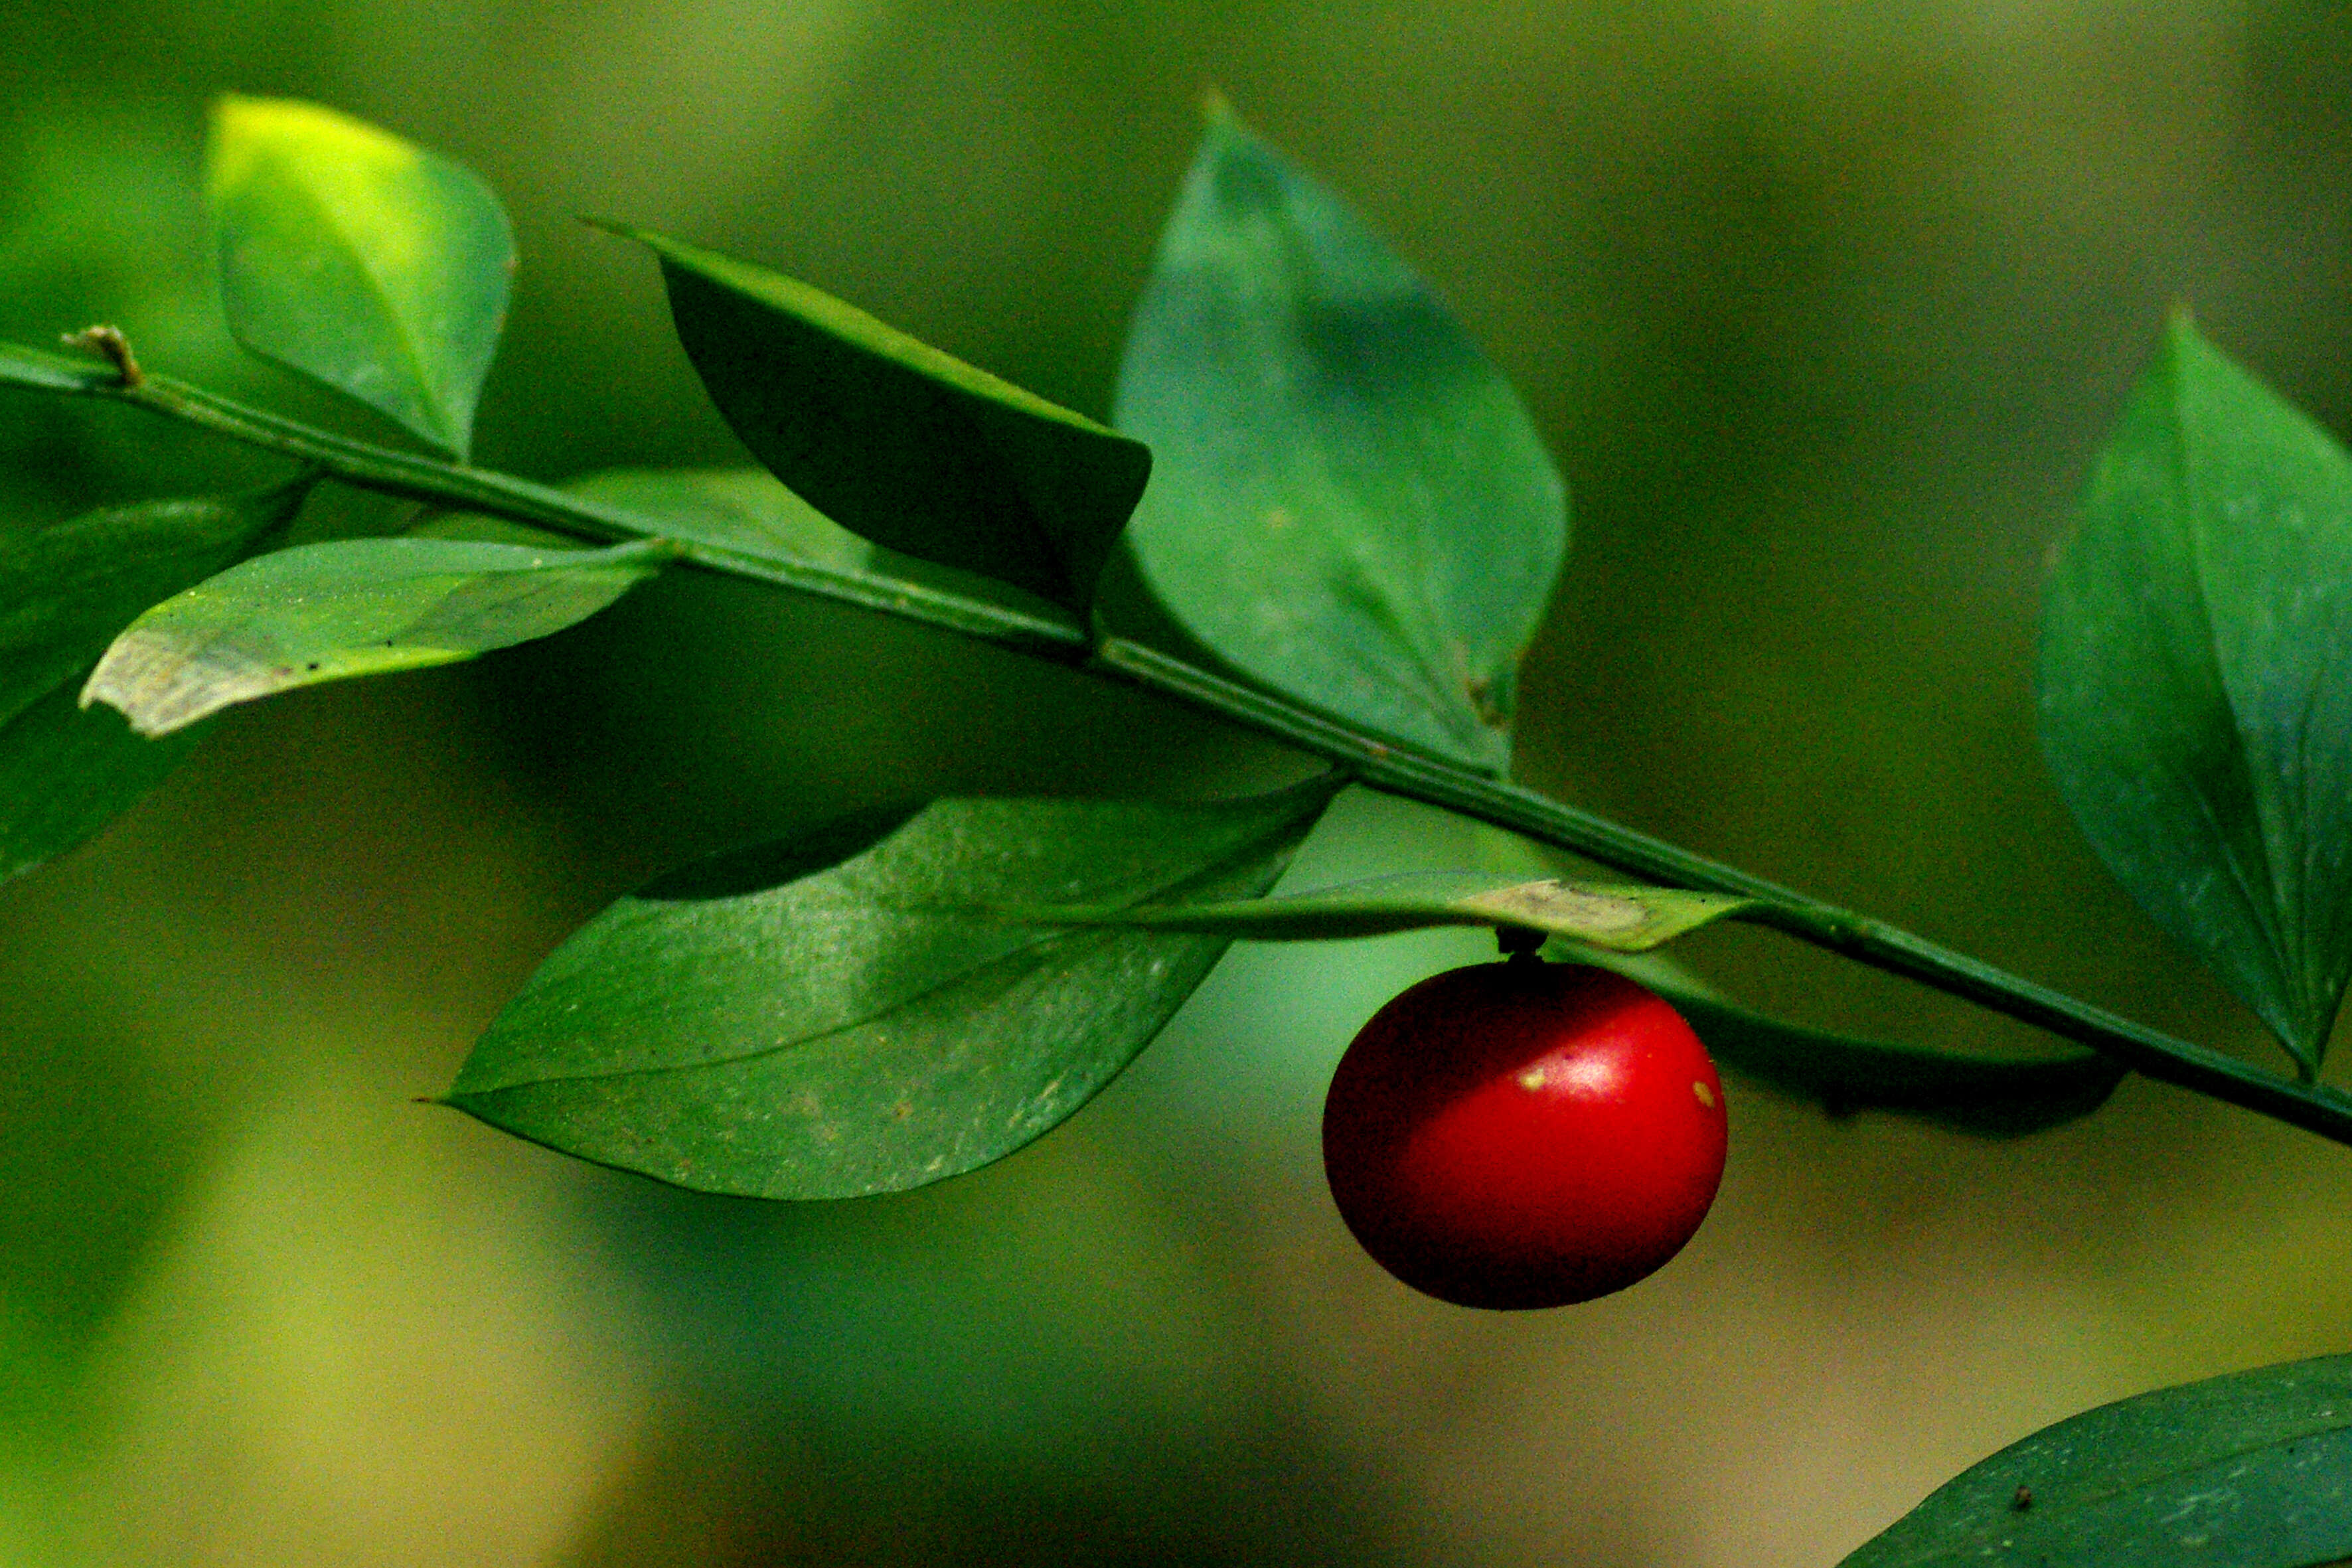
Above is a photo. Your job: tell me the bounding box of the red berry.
[1321,959,1727,1310]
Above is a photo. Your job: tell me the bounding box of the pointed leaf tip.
[614,224,1150,610]
[2040,323,2352,1073]
[447,779,1338,1199]
[1115,117,1566,773]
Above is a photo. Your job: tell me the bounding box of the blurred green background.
[5,1,2352,1563]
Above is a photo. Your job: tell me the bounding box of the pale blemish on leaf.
[82,536,667,735]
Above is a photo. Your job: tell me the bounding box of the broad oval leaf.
[445,779,1339,1199]
[0,486,306,882]
[2040,320,2352,1075]
[606,223,1150,611]
[208,96,516,457]
[997,871,1750,951]
[1563,947,2126,1139]
[83,536,669,736]
[1842,1352,2352,1565]
[1114,108,1567,773]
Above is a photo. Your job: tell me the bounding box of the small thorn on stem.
[1496,924,1546,963]
[61,325,142,388]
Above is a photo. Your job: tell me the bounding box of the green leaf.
[1113,107,1567,773]
[603,222,1151,611]
[82,536,670,736]
[1841,1352,2352,1566]
[2040,319,2352,1075]
[208,96,516,457]
[0,487,307,882]
[0,687,201,885]
[0,340,119,395]
[1561,947,2125,1138]
[997,871,1749,950]
[445,779,1339,1199]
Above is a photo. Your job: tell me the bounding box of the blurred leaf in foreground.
[1,484,306,881]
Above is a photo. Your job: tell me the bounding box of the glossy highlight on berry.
[1322,959,1727,1310]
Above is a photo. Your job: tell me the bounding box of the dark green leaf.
[0,487,306,882]
[1560,947,2125,1138]
[446,779,1340,1199]
[2040,320,2352,1075]
[0,687,201,885]
[1114,107,1567,773]
[208,95,516,457]
[1842,1352,2352,1566]
[604,223,1150,611]
[83,536,670,736]
[998,871,1748,950]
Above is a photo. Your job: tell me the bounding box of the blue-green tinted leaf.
[1115,108,1567,773]
[1842,1353,2352,1566]
[82,536,668,736]
[1000,871,1748,951]
[447,779,1340,1199]
[0,487,305,881]
[2040,321,2352,1075]
[208,96,516,457]
[607,223,1150,611]
[1561,946,2124,1138]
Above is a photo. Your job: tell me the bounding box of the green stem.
[27,352,2352,1148]
[119,370,1091,658]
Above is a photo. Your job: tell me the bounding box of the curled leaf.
[606,223,1150,611]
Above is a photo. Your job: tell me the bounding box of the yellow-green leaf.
[208,96,515,457]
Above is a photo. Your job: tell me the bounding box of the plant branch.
[18,347,2352,1148]
[14,353,1089,658]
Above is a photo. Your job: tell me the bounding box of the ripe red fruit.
[1321,958,1727,1310]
